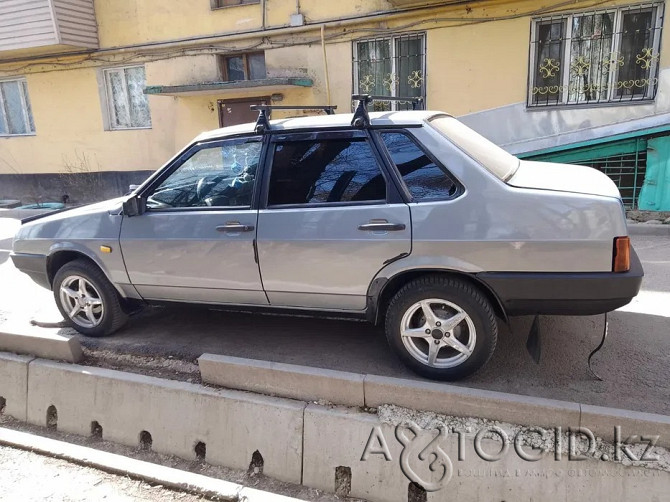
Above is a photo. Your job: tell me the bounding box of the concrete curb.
[0,327,83,363]
[1,355,669,501]
[0,352,34,421]
[628,222,670,236]
[199,353,365,407]
[364,374,581,429]
[198,355,670,448]
[27,358,306,484]
[580,404,670,447]
[0,427,299,502]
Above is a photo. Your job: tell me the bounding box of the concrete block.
[0,352,33,421]
[627,223,670,236]
[27,359,305,483]
[0,427,300,502]
[0,327,83,363]
[364,374,580,429]
[199,354,365,407]
[303,404,670,502]
[580,404,670,449]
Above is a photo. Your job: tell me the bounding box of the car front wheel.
[385,276,497,381]
[53,259,128,337]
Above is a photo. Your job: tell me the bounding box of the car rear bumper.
[476,247,644,316]
[10,252,50,290]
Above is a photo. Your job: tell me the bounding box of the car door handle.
[358,221,406,232]
[216,222,255,232]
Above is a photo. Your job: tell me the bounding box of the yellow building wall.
[0,67,178,176]
[0,0,668,176]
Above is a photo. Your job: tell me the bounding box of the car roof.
[195,110,448,142]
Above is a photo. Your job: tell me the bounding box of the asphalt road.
[1,217,669,415]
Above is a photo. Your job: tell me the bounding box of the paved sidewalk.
[0,444,205,502]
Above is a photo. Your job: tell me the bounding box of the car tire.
[385,276,497,381]
[53,259,128,337]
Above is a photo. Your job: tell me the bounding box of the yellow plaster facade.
[0,0,668,179]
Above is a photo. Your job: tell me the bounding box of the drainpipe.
[321,24,331,106]
[261,0,267,30]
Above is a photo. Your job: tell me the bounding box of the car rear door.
[120,136,268,305]
[256,130,411,311]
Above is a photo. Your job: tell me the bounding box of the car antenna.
[251,104,337,134]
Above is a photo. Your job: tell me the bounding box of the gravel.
[377,404,670,473]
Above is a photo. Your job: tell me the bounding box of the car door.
[256,130,411,311]
[119,136,268,305]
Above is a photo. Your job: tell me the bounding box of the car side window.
[267,138,386,206]
[146,139,262,209]
[380,131,459,201]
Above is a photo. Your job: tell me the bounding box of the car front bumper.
[10,252,50,290]
[476,247,644,316]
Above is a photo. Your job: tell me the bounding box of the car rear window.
[379,131,459,201]
[428,115,519,181]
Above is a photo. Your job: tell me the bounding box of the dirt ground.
[0,443,209,502]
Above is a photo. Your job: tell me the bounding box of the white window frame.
[528,3,664,107]
[0,78,35,137]
[102,65,152,131]
[353,33,427,111]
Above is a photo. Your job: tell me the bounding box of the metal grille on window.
[353,33,426,111]
[579,147,647,209]
[529,3,663,107]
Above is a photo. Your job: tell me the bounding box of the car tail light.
[613,236,630,272]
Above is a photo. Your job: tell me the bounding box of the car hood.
[507,160,621,199]
[20,197,126,225]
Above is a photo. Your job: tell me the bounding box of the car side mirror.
[122,196,146,217]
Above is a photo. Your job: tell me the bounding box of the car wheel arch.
[368,268,508,326]
[47,249,119,294]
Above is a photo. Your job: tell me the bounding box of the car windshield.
[428,115,519,181]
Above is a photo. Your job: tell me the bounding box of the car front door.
[120,136,267,305]
[256,130,411,311]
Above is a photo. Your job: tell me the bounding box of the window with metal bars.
[353,33,426,111]
[529,3,663,107]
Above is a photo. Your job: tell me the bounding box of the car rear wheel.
[385,276,497,381]
[53,259,128,337]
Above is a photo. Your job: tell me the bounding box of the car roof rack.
[351,94,425,128]
[250,104,338,134]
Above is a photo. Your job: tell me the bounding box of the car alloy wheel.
[400,298,476,369]
[58,275,105,328]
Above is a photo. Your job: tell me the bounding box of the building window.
[353,33,426,111]
[211,0,259,8]
[103,66,151,130]
[529,3,664,107]
[221,53,266,81]
[0,79,35,136]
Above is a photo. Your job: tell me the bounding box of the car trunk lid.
[507,160,621,199]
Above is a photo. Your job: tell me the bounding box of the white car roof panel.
[195,110,448,142]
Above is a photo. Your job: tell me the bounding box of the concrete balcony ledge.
[144,78,313,97]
